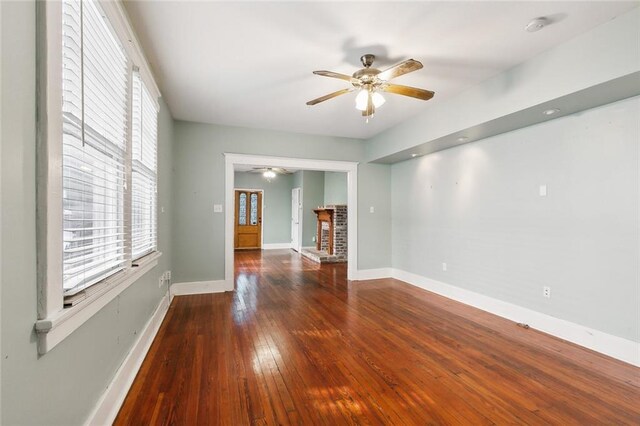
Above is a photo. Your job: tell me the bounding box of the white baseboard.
[355,268,392,280]
[85,293,170,425]
[262,243,292,250]
[170,280,231,297]
[391,268,640,367]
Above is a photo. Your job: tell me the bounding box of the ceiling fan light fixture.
[308,54,433,117]
[372,92,386,108]
[355,89,369,111]
[355,89,386,111]
[263,169,276,179]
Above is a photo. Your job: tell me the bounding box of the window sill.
[35,251,162,355]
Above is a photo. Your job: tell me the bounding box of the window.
[250,193,258,225]
[131,72,159,260]
[238,193,247,225]
[62,0,128,296]
[36,0,161,353]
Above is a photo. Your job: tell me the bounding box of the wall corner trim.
[391,268,640,367]
[84,293,170,425]
[354,268,393,281]
[170,280,229,297]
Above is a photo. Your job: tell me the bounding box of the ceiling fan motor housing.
[306,53,434,112]
[353,54,382,84]
[360,54,376,68]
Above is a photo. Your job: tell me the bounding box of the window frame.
[35,0,161,355]
[131,71,159,260]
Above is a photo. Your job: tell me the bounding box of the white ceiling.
[124,1,638,139]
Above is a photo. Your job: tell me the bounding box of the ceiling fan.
[249,167,292,180]
[306,54,435,120]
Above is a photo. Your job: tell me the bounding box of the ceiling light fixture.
[307,54,434,121]
[355,88,386,111]
[543,108,560,116]
[526,17,549,33]
[411,153,418,158]
[457,136,469,142]
[263,169,276,180]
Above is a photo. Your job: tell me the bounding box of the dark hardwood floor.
[116,249,640,425]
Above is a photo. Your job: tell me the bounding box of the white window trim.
[35,252,161,354]
[36,0,161,355]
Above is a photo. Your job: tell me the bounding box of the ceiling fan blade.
[306,88,353,106]
[377,59,423,81]
[382,84,434,101]
[312,70,359,84]
[272,168,291,174]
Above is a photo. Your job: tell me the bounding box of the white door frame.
[291,187,302,252]
[225,153,358,289]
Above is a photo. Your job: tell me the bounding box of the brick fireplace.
[305,205,347,263]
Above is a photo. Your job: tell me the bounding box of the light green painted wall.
[172,121,392,283]
[234,172,293,245]
[358,164,392,268]
[323,172,348,205]
[300,171,324,247]
[391,96,640,343]
[0,3,175,423]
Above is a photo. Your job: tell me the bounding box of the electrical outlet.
[167,270,171,281]
[158,276,164,288]
[442,262,447,272]
[312,236,316,242]
[370,206,375,213]
[543,286,551,298]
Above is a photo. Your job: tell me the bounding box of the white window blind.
[131,72,158,259]
[62,0,128,295]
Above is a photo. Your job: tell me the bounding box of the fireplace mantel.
[313,207,335,255]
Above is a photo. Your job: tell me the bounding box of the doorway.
[291,187,302,252]
[234,189,263,250]
[225,153,359,289]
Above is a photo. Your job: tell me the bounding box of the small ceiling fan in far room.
[306,54,435,121]
[250,167,292,181]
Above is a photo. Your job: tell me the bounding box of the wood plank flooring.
[116,249,640,425]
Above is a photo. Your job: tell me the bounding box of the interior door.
[291,187,302,252]
[234,190,262,249]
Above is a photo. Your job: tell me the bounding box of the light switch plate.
[539,185,547,196]
[213,204,223,213]
[369,206,375,213]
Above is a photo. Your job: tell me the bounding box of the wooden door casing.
[234,190,262,249]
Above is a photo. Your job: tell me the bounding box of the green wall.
[0,2,175,423]
[234,171,293,245]
[300,171,325,247]
[323,172,348,205]
[391,96,640,343]
[172,120,392,284]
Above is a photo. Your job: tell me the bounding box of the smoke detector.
[526,17,549,32]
